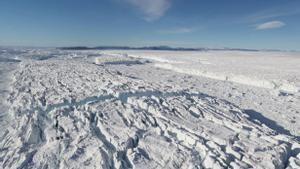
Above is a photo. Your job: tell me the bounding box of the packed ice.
[0,48,299,169]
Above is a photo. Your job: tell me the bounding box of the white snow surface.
[0,48,299,169]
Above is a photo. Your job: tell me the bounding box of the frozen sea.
[0,47,299,169]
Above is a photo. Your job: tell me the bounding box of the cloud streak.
[158,27,196,34]
[248,9,300,23]
[244,1,300,23]
[126,0,171,21]
[256,21,285,30]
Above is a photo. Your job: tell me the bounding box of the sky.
[0,0,300,50]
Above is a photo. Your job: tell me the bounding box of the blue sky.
[0,0,299,50]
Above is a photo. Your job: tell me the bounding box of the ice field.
[0,48,299,169]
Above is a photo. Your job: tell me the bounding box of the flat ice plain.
[0,48,299,169]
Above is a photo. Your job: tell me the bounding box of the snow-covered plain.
[0,48,299,169]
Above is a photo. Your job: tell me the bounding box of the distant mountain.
[58,46,260,52]
[59,46,91,50]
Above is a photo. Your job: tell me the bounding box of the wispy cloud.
[256,21,285,30]
[246,2,300,23]
[126,0,171,21]
[249,10,299,23]
[158,27,196,34]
